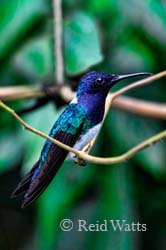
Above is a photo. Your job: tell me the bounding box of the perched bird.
[12,71,151,208]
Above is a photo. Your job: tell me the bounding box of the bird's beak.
[112,72,152,84]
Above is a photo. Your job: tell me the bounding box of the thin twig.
[0,101,78,155]
[1,86,165,119]
[0,85,75,102]
[112,71,166,100]
[0,86,44,100]
[79,130,166,164]
[53,0,64,84]
[0,101,165,165]
[113,96,166,119]
[0,71,165,119]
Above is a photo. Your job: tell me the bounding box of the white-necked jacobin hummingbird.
[12,71,151,208]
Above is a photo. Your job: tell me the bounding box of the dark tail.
[11,161,39,197]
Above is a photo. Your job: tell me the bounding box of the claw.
[74,157,87,167]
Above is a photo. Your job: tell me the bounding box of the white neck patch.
[70,97,78,104]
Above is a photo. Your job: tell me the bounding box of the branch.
[113,96,166,119]
[0,86,44,100]
[111,71,166,100]
[0,100,165,165]
[53,0,64,84]
[0,101,78,155]
[0,71,165,119]
[79,130,166,164]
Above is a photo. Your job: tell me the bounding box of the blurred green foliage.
[0,0,165,250]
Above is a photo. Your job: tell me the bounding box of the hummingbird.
[12,71,151,208]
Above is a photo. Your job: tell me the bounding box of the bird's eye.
[95,77,105,85]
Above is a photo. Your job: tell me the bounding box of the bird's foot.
[73,142,91,166]
[74,156,87,167]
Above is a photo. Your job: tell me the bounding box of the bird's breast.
[68,122,101,160]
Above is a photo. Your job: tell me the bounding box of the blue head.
[76,71,151,124]
[77,71,151,99]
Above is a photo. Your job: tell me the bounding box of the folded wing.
[13,129,80,208]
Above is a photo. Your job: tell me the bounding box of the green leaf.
[85,0,118,19]
[13,35,54,80]
[36,160,95,250]
[91,165,137,250]
[0,0,47,60]
[64,12,103,75]
[106,111,166,179]
[0,131,22,173]
[115,0,165,44]
[111,36,154,72]
[13,12,103,79]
